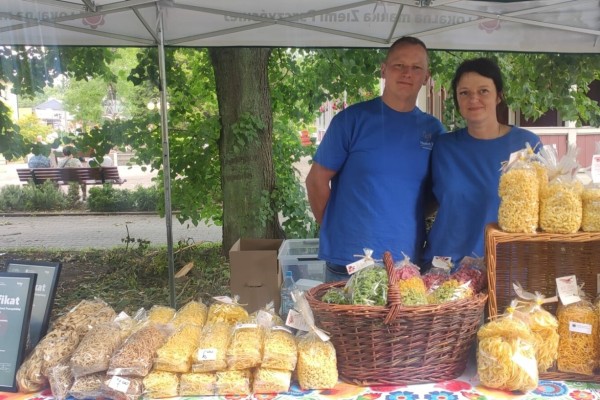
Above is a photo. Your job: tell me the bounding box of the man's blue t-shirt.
[314,97,445,267]
[423,126,540,266]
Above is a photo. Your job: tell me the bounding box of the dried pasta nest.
[215,369,252,395]
[147,305,176,324]
[155,323,203,373]
[262,326,298,371]
[226,322,264,370]
[253,368,292,394]
[582,187,600,232]
[540,181,583,233]
[527,307,559,372]
[170,300,208,328]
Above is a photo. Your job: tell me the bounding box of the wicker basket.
[485,222,600,382]
[305,252,488,386]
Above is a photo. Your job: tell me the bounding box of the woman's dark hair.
[62,147,73,156]
[451,57,504,108]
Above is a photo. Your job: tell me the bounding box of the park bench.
[17,167,126,199]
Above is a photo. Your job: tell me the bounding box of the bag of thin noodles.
[477,300,538,392]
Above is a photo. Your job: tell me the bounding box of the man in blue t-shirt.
[306,37,445,282]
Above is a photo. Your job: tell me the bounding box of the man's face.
[381,44,429,101]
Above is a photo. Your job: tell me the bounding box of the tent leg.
[157,6,176,309]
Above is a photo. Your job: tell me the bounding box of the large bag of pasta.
[498,144,543,233]
[215,369,252,396]
[582,142,600,232]
[253,368,292,394]
[101,375,144,400]
[226,316,264,370]
[206,296,249,325]
[179,372,216,396]
[557,297,599,375]
[169,300,208,328]
[154,323,202,373]
[538,144,583,233]
[16,298,116,393]
[47,364,73,400]
[512,284,559,372]
[294,290,338,390]
[147,304,176,324]
[191,322,231,372]
[262,325,297,371]
[345,264,388,306]
[450,256,487,293]
[70,312,134,378]
[68,372,105,399]
[142,370,180,398]
[107,321,171,377]
[477,300,538,392]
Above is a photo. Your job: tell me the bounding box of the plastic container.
[278,239,326,282]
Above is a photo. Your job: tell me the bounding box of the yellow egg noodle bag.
[226,315,264,370]
[477,300,538,392]
[293,289,338,390]
[538,144,583,233]
[582,141,600,232]
[253,368,293,394]
[142,370,180,398]
[557,297,598,375]
[154,323,203,372]
[262,324,298,371]
[170,300,208,328]
[206,295,249,324]
[147,304,176,324]
[512,283,559,372]
[215,369,252,396]
[498,143,542,233]
[191,322,231,372]
[179,372,216,396]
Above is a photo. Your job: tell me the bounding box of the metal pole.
[157,5,176,308]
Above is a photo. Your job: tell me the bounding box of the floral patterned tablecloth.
[2,375,600,400]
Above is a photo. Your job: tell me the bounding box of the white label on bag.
[570,322,592,335]
[212,295,234,304]
[272,325,293,334]
[432,256,452,271]
[196,348,218,361]
[591,154,600,184]
[556,275,580,306]
[286,309,310,331]
[109,376,131,393]
[346,258,374,275]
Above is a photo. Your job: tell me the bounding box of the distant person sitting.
[59,147,83,168]
[28,153,51,168]
[89,154,114,167]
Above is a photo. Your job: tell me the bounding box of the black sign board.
[0,272,37,392]
[6,260,61,350]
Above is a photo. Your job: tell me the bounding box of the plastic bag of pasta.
[427,279,472,305]
[70,313,133,378]
[47,364,73,400]
[262,324,298,371]
[142,370,180,398]
[538,144,583,233]
[147,304,176,324]
[68,372,105,399]
[498,144,542,233]
[206,296,249,325]
[253,367,292,394]
[191,322,231,372]
[294,290,338,390]
[154,323,203,372]
[107,321,171,377]
[582,182,600,231]
[512,284,559,372]
[450,256,487,293]
[179,372,216,396]
[170,300,208,328]
[52,298,117,340]
[477,300,538,392]
[101,375,144,400]
[393,251,421,280]
[226,316,264,370]
[215,369,252,396]
[557,298,599,375]
[345,264,388,306]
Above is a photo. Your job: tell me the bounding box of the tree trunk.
[209,48,284,255]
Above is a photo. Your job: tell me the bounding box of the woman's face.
[455,72,501,125]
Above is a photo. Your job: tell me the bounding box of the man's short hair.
[386,36,429,65]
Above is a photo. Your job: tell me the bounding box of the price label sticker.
[556,275,580,306]
[286,309,310,331]
[108,376,131,393]
[432,256,452,271]
[212,296,233,304]
[569,321,592,335]
[196,348,218,361]
[346,258,374,275]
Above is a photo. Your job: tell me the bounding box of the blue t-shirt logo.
[420,131,434,150]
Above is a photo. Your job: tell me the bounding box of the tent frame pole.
[156,4,176,308]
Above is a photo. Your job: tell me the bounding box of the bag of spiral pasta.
[582,141,600,231]
[498,144,543,233]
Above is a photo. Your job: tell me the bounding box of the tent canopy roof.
[1,0,599,52]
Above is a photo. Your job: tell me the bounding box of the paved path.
[0,214,222,250]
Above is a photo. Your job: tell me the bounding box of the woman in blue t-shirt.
[423,58,541,268]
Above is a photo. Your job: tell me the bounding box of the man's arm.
[305,162,337,225]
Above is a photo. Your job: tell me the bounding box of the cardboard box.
[229,238,284,313]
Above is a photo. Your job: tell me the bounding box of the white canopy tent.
[1,0,598,306]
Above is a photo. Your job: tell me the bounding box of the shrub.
[0,185,26,211]
[22,181,68,211]
[131,185,160,211]
[88,185,135,212]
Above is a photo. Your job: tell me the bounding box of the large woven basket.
[485,223,600,383]
[305,252,488,386]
